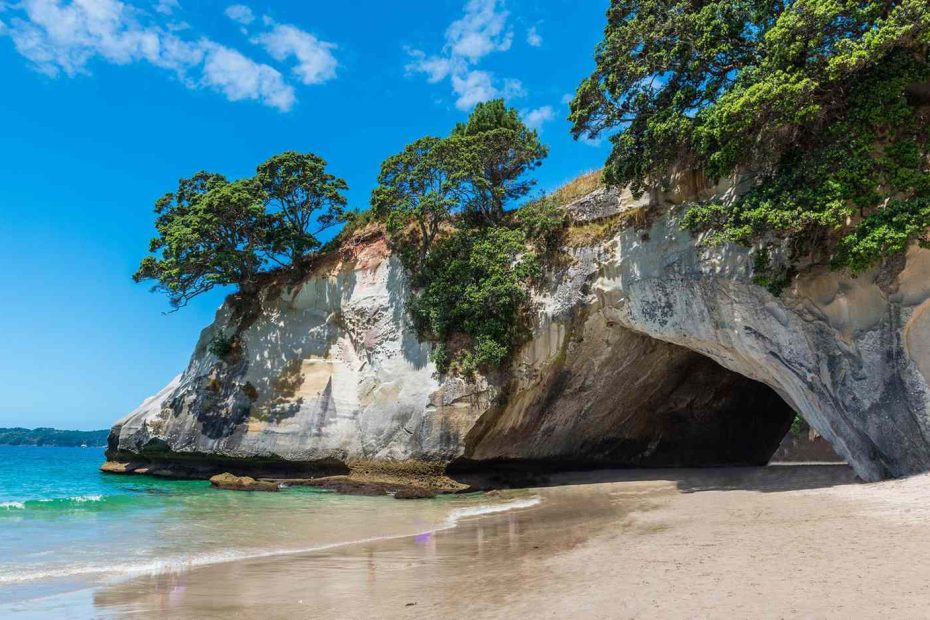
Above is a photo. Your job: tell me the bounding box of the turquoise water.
[0,446,537,609]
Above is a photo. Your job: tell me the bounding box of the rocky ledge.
[105,176,930,484]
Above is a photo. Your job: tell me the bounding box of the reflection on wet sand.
[38,464,930,618]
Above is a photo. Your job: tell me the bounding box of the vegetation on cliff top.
[134,152,348,309]
[372,99,553,374]
[137,0,930,374]
[571,0,930,282]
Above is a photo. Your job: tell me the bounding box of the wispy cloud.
[154,0,179,16]
[526,25,541,47]
[224,7,338,87]
[224,4,253,25]
[406,0,522,111]
[252,21,336,85]
[200,42,295,111]
[0,0,298,111]
[445,0,511,62]
[521,105,553,130]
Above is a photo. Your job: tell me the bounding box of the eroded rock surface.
[107,185,930,482]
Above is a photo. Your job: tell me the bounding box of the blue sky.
[0,0,609,430]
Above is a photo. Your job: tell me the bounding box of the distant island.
[0,427,109,447]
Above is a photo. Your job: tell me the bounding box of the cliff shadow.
[450,463,858,494]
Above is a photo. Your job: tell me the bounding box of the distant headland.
[0,427,108,447]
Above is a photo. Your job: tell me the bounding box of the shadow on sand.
[456,463,859,495]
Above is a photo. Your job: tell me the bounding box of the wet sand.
[17,464,930,618]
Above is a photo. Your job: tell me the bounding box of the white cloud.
[446,0,511,62]
[526,25,541,47]
[252,22,336,85]
[200,42,294,110]
[224,4,253,25]
[451,70,496,110]
[451,71,523,111]
[154,0,178,16]
[404,48,453,83]
[0,0,296,111]
[406,0,522,110]
[521,105,553,130]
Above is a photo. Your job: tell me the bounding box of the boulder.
[209,472,279,492]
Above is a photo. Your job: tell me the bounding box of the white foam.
[0,501,25,510]
[0,496,542,585]
[446,497,541,524]
[69,495,103,503]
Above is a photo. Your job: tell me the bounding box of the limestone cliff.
[107,182,930,482]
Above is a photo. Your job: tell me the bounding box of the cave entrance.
[460,324,837,470]
[770,417,845,464]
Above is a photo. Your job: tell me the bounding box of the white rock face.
[109,191,930,482]
[597,208,930,480]
[110,237,494,468]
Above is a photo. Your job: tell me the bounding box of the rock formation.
[106,181,930,482]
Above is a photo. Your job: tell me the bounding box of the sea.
[0,445,539,615]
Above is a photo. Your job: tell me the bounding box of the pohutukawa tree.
[135,152,347,308]
[571,0,930,278]
[371,98,549,259]
[255,151,348,264]
[452,99,549,223]
[370,136,475,264]
[370,99,550,372]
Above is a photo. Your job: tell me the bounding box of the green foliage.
[451,99,549,223]
[255,151,348,263]
[134,174,271,308]
[369,100,551,375]
[371,99,549,264]
[0,427,109,447]
[370,136,474,265]
[573,0,930,274]
[789,415,810,439]
[135,152,347,308]
[207,333,236,359]
[410,226,540,374]
[752,247,796,297]
[513,196,569,254]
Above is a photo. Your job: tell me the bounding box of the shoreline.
[84,465,930,617]
[9,463,903,619]
[15,463,930,618]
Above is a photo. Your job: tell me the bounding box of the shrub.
[208,333,236,359]
[409,226,540,373]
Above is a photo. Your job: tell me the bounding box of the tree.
[370,136,474,263]
[255,151,348,263]
[571,0,930,272]
[452,99,549,223]
[136,152,350,308]
[134,174,271,308]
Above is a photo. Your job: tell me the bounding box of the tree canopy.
[256,151,347,263]
[453,99,549,223]
[135,152,347,308]
[370,99,550,373]
[571,0,930,275]
[371,98,548,260]
[370,136,474,263]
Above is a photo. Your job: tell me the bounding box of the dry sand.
[23,464,930,619]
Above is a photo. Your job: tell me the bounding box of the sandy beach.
[10,463,930,619]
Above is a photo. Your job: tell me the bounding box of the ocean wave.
[47,494,103,503]
[0,495,542,585]
[446,497,542,524]
[0,494,132,514]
